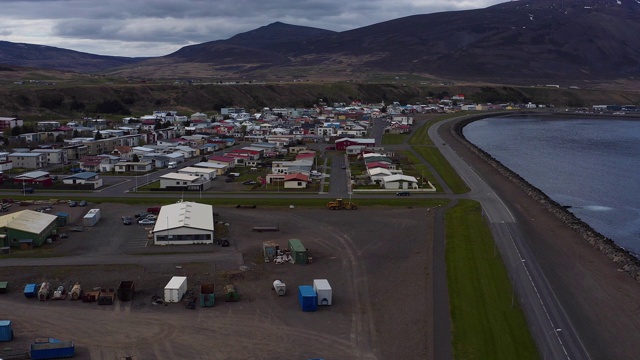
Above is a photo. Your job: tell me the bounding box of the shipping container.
[30,338,75,359]
[83,213,98,227]
[24,283,37,298]
[98,288,116,305]
[0,320,13,342]
[298,285,317,312]
[313,279,332,306]
[164,276,187,303]
[288,239,308,265]
[117,281,135,301]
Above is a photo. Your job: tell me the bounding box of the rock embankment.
[452,116,640,282]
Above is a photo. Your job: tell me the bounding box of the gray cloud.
[0,0,505,56]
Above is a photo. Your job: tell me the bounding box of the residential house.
[112,146,134,161]
[381,174,419,190]
[0,152,13,172]
[193,162,228,176]
[62,172,103,189]
[208,155,236,168]
[79,156,110,172]
[36,149,67,164]
[0,117,23,131]
[114,161,153,173]
[158,173,211,191]
[9,152,46,169]
[283,173,309,189]
[178,167,217,181]
[335,138,376,151]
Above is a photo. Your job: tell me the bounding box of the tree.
[72,129,80,138]
[201,156,208,163]
[94,131,103,140]
[132,154,140,162]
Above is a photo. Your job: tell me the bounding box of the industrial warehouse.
[152,201,215,245]
[0,210,58,248]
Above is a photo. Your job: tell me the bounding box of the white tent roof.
[153,202,214,233]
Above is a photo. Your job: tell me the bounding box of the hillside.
[0,82,637,120]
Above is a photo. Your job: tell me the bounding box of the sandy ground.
[441,119,640,360]
[0,204,434,360]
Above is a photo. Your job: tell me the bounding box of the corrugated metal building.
[152,201,214,245]
[0,210,58,247]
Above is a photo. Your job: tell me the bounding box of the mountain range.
[1,0,639,85]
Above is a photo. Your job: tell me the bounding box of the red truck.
[147,207,161,214]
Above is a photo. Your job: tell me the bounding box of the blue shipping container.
[30,339,75,359]
[0,320,13,342]
[298,285,317,312]
[24,283,37,298]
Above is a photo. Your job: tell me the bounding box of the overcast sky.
[1,0,505,58]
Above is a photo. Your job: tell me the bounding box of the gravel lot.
[0,203,434,360]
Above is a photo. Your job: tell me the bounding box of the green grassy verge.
[446,200,538,360]
[412,146,469,194]
[400,150,442,192]
[382,133,408,145]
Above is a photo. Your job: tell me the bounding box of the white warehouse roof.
[153,201,214,233]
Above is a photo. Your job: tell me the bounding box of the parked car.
[325,146,335,150]
[138,218,156,225]
[122,216,132,225]
[78,200,87,207]
[225,177,234,183]
[341,164,346,169]
[134,212,148,218]
[217,238,230,247]
[242,180,257,185]
[68,200,77,207]
[396,191,410,196]
[145,214,158,220]
[21,187,35,194]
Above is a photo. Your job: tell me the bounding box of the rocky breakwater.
[452,116,640,282]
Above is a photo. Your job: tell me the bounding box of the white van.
[168,162,177,169]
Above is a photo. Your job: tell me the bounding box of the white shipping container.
[313,279,332,306]
[86,208,101,221]
[164,276,188,303]
[83,213,98,227]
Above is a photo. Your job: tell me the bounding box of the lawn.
[412,146,469,194]
[381,132,408,145]
[446,200,538,360]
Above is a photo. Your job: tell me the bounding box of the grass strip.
[446,200,538,360]
[412,146,470,194]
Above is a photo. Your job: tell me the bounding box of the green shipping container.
[288,239,308,265]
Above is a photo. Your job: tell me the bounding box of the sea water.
[463,116,640,256]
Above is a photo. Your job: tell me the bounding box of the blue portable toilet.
[24,283,37,298]
[298,285,317,312]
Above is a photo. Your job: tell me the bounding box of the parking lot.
[0,202,435,360]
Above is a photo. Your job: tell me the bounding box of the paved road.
[431,118,590,360]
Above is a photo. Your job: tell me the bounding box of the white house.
[193,162,228,176]
[159,173,211,191]
[381,174,419,190]
[152,201,214,245]
[178,167,217,181]
[62,172,103,189]
[283,173,310,189]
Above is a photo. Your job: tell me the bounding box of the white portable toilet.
[313,279,332,306]
[273,280,286,296]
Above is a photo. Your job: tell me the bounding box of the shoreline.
[449,113,640,282]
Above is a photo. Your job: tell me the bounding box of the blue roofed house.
[62,171,103,189]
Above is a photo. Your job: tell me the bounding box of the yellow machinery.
[326,198,357,210]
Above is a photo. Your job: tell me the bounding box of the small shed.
[298,285,317,312]
[263,241,278,262]
[0,281,7,294]
[288,239,308,265]
[56,212,69,227]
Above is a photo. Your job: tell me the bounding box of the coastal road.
[431,118,590,360]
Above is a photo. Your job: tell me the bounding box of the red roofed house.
[208,155,236,168]
[335,138,376,151]
[283,173,309,189]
